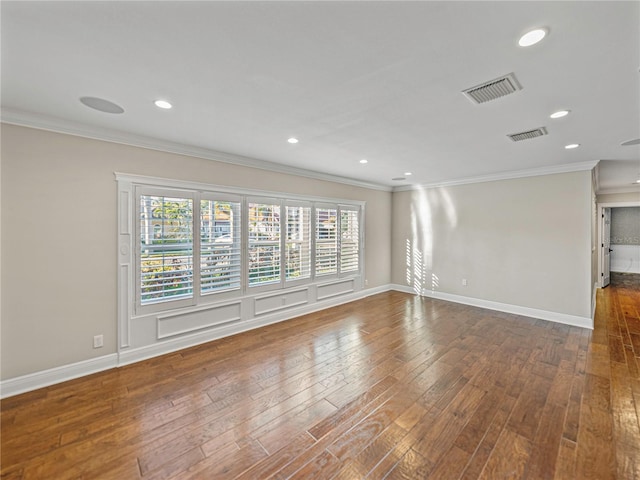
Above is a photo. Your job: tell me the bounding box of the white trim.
[254,287,309,316]
[316,280,356,301]
[391,284,420,295]
[115,172,367,208]
[1,111,391,192]
[393,160,599,192]
[118,284,390,366]
[3,113,610,195]
[119,175,366,324]
[598,201,640,208]
[0,354,118,399]
[156,300,243,339]
[597,187,640,195]
[389,284,593,329]
[1,282,595,398]
[593,283,598,321]
[1,286,390,398]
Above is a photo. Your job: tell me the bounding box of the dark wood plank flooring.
[2,279,640,479]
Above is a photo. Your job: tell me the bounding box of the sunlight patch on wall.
[438,188,457,228]
[405,187,457,295]
[406,187,433,295]
[406,239,427,295]
[431,273,440,291]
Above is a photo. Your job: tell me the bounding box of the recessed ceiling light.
[359,159,368,164]
[565,143,580,149]
[287,137,299,144]
[404,172,413,176]
[518,28,548,47]
[80,96,124,114]
[550,110,570,119]
[154,100,172,109]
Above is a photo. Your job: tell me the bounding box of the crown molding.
[1,108,603,194]
[392,160,600,192]
[1,108,392,192]
[114,172,367,207]
[596,186,640,195]
[593,162,601,192]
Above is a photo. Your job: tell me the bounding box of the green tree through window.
[140,195,193,304]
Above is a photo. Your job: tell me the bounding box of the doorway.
[602,207,611,287]
[598,202,640,288]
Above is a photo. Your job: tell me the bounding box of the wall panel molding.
[2,281,595,398]
[0,285,390,398]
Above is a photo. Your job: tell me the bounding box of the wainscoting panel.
[254,288,309,316]
[316,278,355,301]
[157,301,242,339]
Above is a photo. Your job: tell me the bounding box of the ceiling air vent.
[507,127,548,142]
[462,73,522,104]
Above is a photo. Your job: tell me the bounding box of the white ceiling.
[2,1,639,192]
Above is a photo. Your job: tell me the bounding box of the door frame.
[597,201,640,287]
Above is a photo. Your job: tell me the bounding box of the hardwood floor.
[2,280,640,479]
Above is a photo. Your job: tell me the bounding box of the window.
[316,207,338,276]
[139,193,194,307]
[125,177,364,314]
[248,202,281,286]
[340,208,360,273]
[286,204,311,282]
[200,198,241,294]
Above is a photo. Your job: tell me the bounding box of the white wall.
[391,171,593,322]
[611,245,640,274]
[0,122,598,386]
[591,171,598,316]
[0,124,392,380]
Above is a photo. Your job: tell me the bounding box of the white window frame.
[199,193,243,302]
[118,173,365,320]
[247,197,283,293]
[339,205,361,276]
[314,204,339,280]
[135,186,196,315]
[285,201,312,287]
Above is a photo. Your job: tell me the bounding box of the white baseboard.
[0,354,118,399]
[0,286,391,398]
[1,283,593,398]
[611,268,640,274]
[390,284,593,330]
[593,282,598,321]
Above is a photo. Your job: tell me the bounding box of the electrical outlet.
[93,334,104,349]
[365,279,369,286]
[462,278,468,286]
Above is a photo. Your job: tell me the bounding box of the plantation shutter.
[285,204,311,282]
[200,198,242,294]
[315,206,338,276]
[139,193,194,305]
[248,201,281,286]
[340,207,359,273]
